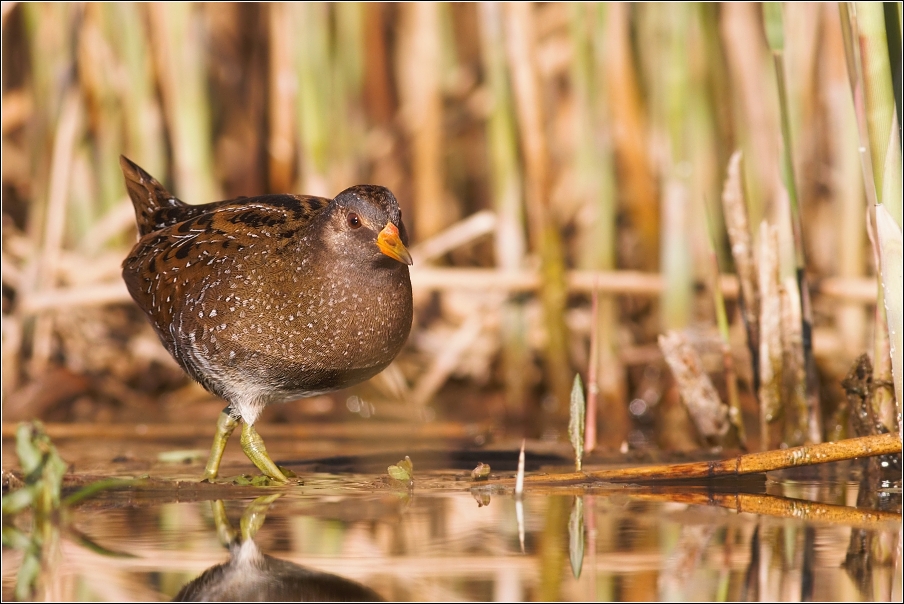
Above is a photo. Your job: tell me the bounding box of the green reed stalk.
[291,3,330,194]
[539,496,568,600]
[79,5,125,226]
[332,3,366,185]
[763,2,822,443]
[602,4,659,270]
[148,4,217,204]
[504,3,573,419]
[17,6,82,381]
[21,3,77,245]
[857,2,902,226]
[478,3,530,419]
[839,3,901,433]
[108,4,166,180]
[699,4,735,186]
[639,3,693,331]
[839,3,880,207]
[705,202,746,448]
[571,2,627,450]
[830,22,869,358]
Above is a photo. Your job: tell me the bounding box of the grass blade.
[569,374,585,471]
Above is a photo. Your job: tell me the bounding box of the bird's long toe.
[240,423,289,483]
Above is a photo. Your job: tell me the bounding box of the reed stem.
[504,3,572,420]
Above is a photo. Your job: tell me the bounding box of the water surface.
[3,434,900,602]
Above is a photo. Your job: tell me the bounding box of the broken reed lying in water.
[490,433,901,487]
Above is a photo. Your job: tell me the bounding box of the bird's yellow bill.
[376,223,413,265]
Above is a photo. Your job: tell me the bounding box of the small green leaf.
[15,423,43,475]
[2,526,32,550]
[15,548,42,601]
[569,373,585,471]
[1,486,35,516]
[387,465,411,482]
[388,456,414,482]
[11,421,67,512]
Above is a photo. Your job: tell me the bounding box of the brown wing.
[144,194,329,236]
[121,197,330,381]
[120,155,331,236]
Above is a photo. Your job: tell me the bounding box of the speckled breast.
[164,248,413,401]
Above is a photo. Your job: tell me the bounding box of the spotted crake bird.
[120,156,413,482]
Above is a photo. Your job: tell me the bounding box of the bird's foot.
[240,423,291,483]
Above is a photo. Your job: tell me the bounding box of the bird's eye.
[347,212,361,229]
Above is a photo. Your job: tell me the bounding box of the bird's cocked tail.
[120,155,187,237]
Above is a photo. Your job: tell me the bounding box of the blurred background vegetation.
[1,3,901,455]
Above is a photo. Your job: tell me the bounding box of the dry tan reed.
[1,3,900,452]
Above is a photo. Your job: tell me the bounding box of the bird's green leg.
[240,494,282,541]
[202,410,239,481]
[210,500,237,546]
[240,423,289,483]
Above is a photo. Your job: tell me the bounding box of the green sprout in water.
[388,455,414,484]
[1,421,133,600]
[569,374,586,471]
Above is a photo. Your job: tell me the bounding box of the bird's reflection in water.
[175,495,383,602]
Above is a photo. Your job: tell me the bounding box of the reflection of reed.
[41,493,895,585]
[48,544,726,577]
[628,491,901,531]
[9,483,896,602]
[467,488,901,532]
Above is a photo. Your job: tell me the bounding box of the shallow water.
[2,432,902,602]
